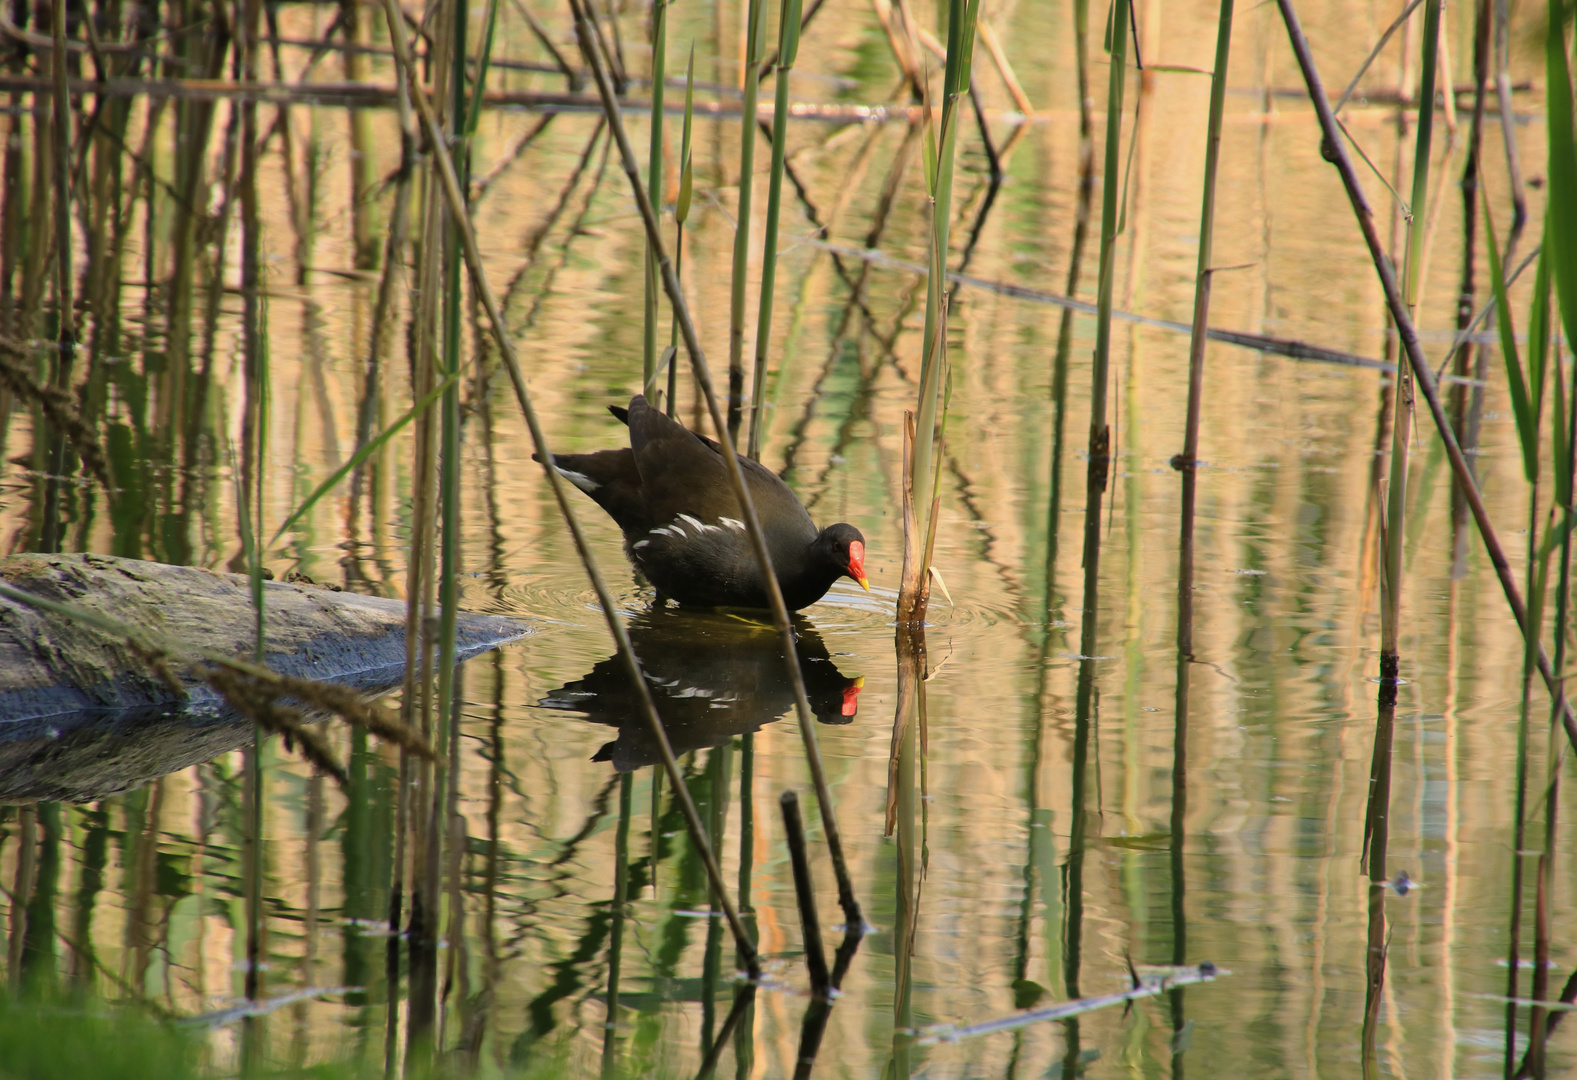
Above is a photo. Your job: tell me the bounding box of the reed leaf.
[269,368,459,549]
[1485,197,1538,482]
[1545,0,1577,352]
[1531,233,1564,506]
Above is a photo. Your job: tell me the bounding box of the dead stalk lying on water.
[566,0,863,929]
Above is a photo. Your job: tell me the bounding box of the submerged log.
[0,552,529,722]
[0,553,529,802]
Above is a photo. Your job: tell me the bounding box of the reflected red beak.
[841,677,864,717]
[848,540,869,592]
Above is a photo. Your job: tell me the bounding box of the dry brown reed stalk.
[1274,0,1577,749]
[375,0,766,976]
[48,0,74,356]
[0,337,111,490]
[567,0,863,929]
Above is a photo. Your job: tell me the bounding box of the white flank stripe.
[633,540,651,549]
[679,513,720,534]
[719,517,746,532]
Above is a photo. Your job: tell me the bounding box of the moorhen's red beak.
[841,677,864,717]
[848,540,869,592]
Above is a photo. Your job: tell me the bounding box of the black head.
[813,523,869,592]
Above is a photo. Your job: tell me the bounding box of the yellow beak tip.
[857,576,870,592]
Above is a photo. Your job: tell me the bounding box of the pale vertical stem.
[642,0,667,396]
[909,0,980,617]
[726,0,768,445]
[1493,0,1527,242]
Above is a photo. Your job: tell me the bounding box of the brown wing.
[624,396,817,543]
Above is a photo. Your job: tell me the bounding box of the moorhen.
[541,395,868,610]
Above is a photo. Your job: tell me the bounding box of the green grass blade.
[269,370,459,549]
[463,0,503,137]
[1545,0,1577,353]
[676,45,695,226]
[1485,194,1538,482]
[1531,237,1563,504]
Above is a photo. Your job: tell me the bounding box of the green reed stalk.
[1488,201,1550,1068]
[726,0,770,445]
[744,0,803,460]
[903,0,980,622]
[642,0,668,398]
[1381,0,1443,675]
[1178,0,1233,476]
[1087,0,1128,483]
[667,46,695,417]
[1529,8,1577,1059]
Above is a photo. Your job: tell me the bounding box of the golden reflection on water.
[0,0,1567,1074]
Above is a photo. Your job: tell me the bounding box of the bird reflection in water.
[538,608,862,771]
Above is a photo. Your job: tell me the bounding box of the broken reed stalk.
[642,0,667,398]
[376,0,763,979]
[745,0,803,460]
[1273,0,1577,754]
[902,0,980,624]
[781,790,829,996]
[727,0,769,445]
[567,0,863,930]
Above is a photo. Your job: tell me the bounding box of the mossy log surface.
[0,552,529,722]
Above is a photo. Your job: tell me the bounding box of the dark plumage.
[539,395,868,610]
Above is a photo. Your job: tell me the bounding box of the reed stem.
[1178,0,1233,473]
[642,0,667,398]
[745,0,803,460]
[1088,0,1128,486]
[904,0,980,623]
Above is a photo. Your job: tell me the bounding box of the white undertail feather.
[554,467,600,493]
